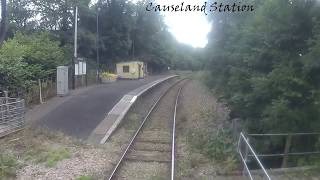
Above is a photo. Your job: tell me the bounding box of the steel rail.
[107,79,187,180]
[171,86,183,180]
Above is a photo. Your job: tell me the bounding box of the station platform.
[89,75,177,143]
[27,75,175,139]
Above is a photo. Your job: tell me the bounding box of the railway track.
[107,79,188,180]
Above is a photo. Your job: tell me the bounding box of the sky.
[157,0,211,48]
[90,0,211,48]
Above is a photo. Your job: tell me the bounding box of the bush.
[189,128,236,160]
[101,72,118,81]
[0,32,66,93]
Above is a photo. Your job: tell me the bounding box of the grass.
[150,175,167,180]
[0,128,72,178]
[0,153,19,179]
[174,80,240,177]
[76,175,93,180]
[1,127,73,173]
[0,127,111,179]
[123,112,140,130]
[43,148,71,167]
[24,146,71,167]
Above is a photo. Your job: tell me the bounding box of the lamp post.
[72,6,78,90]
[96,5,101,83]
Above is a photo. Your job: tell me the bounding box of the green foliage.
[0,35,32,91]
[188,127,237,164]
[76,175,93,180]
[204,0,320,166]
[6,0,200,74]
[186,110,238,170]
[0,154,18,179]
[206,0,320,133]
[25,147,71,167]
[17,32,66,77]
[0,32,66,92]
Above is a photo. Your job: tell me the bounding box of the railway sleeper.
[133,142,171,152]
[126,150,171,163]
[135,139,171,144]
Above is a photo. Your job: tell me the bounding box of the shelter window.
[123,66,129,73]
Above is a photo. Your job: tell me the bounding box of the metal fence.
[238,132,271,180]
[238,132,320,180]
[0,96,25,138]
[247,133,320,167]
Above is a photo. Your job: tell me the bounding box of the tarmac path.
[28,75,169,139]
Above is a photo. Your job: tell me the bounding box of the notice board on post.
[74,58,86,76]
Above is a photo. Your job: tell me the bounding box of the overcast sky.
[91,0,211,48]
[160,0,211,48]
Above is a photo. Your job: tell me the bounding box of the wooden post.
[4,90,8,123]
[38,79,43,104]
[281,135,292,168]
[4,90,8,103]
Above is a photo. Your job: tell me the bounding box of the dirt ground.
[175,80,236,179]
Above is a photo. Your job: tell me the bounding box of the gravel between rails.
[103,77,181,176]
[114,79,187,180]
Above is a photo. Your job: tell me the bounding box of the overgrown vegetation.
[0,127,109,179]
[76,175,93,180]
[0,32,67,94]
[0,128,72,171]
[186,110,238,172]
[25,147,71,167]
[203,0,320,167]
[0,153,18,179]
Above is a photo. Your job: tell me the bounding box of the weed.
[150,175,167,180]
[187,127,238,171]
[45,148,71,167]
[76,175,93,180]
[25,147,71,167]
[0,154,18,179]
[124,113,140,130]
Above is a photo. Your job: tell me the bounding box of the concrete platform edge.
[88,75,177,144]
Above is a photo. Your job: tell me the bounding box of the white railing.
[238,132,271,180]
[0,96,25,137]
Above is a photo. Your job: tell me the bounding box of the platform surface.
[27,75,172,139]
[89,75,176,143]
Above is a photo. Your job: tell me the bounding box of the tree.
[0,0,7,44]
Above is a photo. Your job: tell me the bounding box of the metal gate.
[0,96,25,137]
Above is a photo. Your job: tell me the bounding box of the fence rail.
[238,131,320,180]
[0,96,25,138]
[238,132,271,180]
[248,133,320,136]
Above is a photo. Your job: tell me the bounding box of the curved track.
[107,79,188,180]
